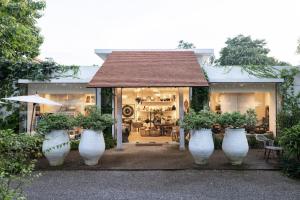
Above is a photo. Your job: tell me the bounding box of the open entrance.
[121,87,190,144]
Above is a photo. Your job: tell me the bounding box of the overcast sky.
[38,0,300,66]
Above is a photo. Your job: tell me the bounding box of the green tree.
[0,0,78,131]
[217,35,289,66]
[177,40,196,49]
[0,0,45,61]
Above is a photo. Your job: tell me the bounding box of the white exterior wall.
[210,83,278,135]
[26,83,95,132]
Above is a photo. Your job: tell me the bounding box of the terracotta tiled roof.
[88,51,208,87]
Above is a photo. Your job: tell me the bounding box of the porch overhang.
[88,51,208,88]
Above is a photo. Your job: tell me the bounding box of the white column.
[189,87,193,101]
[269,88,277,136]
[116,88,123,150]
[95,88,101,109]
[111,88,115,139]
[179,87,185,151]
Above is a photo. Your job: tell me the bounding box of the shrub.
[213,135,223,149]
[245,108,257,128]
[70,140,80,150]
[36,113,74,134]
[217,111,246,128]
[180,109,217,130]
[280,157,300,179]
[217,109,257,129]
[104,134,117,149]
[279,124,300,161]
[279,124,300,178]
[247,136,261,149]
[0,129,43,200]
[75,106,115,131]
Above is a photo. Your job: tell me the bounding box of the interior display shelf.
[141,101,174,103]
[138,110,175,112]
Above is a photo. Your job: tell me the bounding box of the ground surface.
[25,170,300,200]
[36,144,279,170]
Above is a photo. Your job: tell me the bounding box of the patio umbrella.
[2,95,62,132]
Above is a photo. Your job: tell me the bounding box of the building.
[18,49,283,150]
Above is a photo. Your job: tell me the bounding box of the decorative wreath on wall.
[122,105,134,118]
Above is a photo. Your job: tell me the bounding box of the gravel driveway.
[25,170,300,200]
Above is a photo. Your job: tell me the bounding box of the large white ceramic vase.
[42,130,70,166]
[79,130,105,166]
[222,128,249,165]
[189,129,214,165]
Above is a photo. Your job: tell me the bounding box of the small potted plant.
[217,110,257,165]
[37,114,74,166]
[75,106,115,166]
[180,109,217,164]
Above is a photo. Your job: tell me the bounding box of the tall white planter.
[79,130,105,166]
[222,128,249,165]
[189,129,214,165]
[42,130,70,166]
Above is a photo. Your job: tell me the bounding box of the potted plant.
[76,106,115,166]
[37,114,73,166]
[217,110,257,165]
[180,110,217,165]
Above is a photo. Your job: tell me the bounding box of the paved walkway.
[25,170,300,200]
[36,144,279,170]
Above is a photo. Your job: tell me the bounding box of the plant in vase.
[37,114,74,166]
[180,109,217,164]
[75,106,115,166]
[217,110,257,165]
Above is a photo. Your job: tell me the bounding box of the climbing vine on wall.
[277,67,300,131]
[0,58,79,131]
[191,71,209,112]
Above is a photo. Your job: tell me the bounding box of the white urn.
[222,128,249,165]
[79,130,105,166]
[42,130,70,166]
[189,129,214,165]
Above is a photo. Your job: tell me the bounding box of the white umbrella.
[2,95,62,106]
[2,94,62,132]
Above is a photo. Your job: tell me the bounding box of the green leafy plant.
[245,109,257,127]
[104,134,117,149]
[279,124,300,161]
[36,113,74,134]
[75,106,115,131]
[277,68,300,131]
[213,135,223,150]
[70,140,80,150]
[217,111,247,129]
[180,109,217,130]
[0,129,43,200]
[278,124,300,178]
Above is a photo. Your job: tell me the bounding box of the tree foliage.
[177,40,196,49]
[217,35,289,66]
[0,0,46,61]
[0,0,79,131]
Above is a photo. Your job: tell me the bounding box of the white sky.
[38,0,300,66]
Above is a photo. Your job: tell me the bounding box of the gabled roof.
[88,51,208,88]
